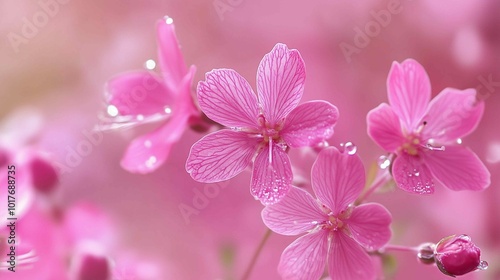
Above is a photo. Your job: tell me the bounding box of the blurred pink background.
[1,0,499,279]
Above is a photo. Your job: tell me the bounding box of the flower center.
[257,115,284,144]
[400,122,446,156]
[320,205,353,232]
[401,134,422,156]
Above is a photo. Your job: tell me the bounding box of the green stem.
[241,229,273,280]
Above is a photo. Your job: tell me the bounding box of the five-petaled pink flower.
[262,147,392,280]
[367,59,490,194]
[185,43,339,204]
[105,17,198,174]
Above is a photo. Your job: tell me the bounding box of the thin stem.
[379,244,419,254]
[356,168,392,204]
[241,228,273,280]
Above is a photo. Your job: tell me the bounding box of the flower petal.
[328,232,375,280]
[346,203,392,250]
[311,147,365,214]
[392,153,435,194]
[366,103,405,153]
[121,113,189,174]
[424,146,490,191]
[278,230,329,280]
[186,129,259,183]
[281,101,339,148]
[197,69,260,129]
[421,88,484,144]
[251,144,293,205]
[156,17,188,89]
[257,43,306,126]
[106,71,173,117]
[262,186,327,236]
[387,59,431,132]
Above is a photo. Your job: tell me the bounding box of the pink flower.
[262,147,392,279]
[104,16,198,174]
[367,59,490,194]
[186,43,339,204]
[434,234,485,277]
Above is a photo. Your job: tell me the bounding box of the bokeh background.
[1,0,499,279]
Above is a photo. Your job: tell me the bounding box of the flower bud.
[434,234,486,277]
[30,156,59,194]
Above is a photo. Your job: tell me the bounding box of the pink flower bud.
[30,156,59,194]
[74,253,110,280]
[434,234,486,277]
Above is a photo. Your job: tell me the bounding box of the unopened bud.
[30,156,59,194]
[434,234,487,277]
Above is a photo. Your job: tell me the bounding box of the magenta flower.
[104,17,198,174]
[262,147,392,279]
[434,234,486,277]
[185,43,339,204]
[367,59,490,194]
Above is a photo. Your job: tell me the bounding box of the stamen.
[422,143,446,151]
[268,138,273,164]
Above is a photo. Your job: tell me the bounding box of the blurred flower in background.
[0,0,499,279]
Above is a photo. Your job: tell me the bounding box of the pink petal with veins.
[106,71,173,117]
[346,203,392,250]
[422,88,484,144]
[251,144,292,205]
[197,69,260,129]
[367,103,405,153]
[262,186,327,235]
[424,146,490,191]
[387,59,431,131]
[328,232,375,280]
[282,101,338,148]
[311,147,365,214]
[392,153,435,194]
[186,130,259,183]
[278,230,329,280]
[257,43,305,126]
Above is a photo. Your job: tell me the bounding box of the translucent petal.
[346,203,392,250]
[262,186,327,235]
[281,101,339,148]
[257,43,306,126]
[367,103,405,153]
[392,153,435,194]
[328,232,375,280]
[186,130,259,182]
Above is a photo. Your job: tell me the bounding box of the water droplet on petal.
[477,260,488,270]
[341,142,357,155]
[144,59,156,70]
[107,105,119,117]
[144,140,152,148]
[164,16,174,24]
[145,156,157,168]
[230,127,242,132]
[377,155,391,169]
[164,106,172,114]
[317,140,329,148]
[456,138,463,145]
[136,114,144,121]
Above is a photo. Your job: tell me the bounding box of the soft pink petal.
[121,113,189,174]
[346,203,392,250]
[311,147,365,214]
[328,232,375,280]
[257,43,306,126]
[387,59,431,132]
[278,230,329,280]
[262,186,327,236]
[424,146,490,191]
[106,71,173,116]
[281,101,339,148]
[392,153,435,194]
[366,103,405,153]
[186,130,259,183]
[421,88,484,143]
[156,17,187,89]
[251,144,293,205]
[197,69,260,129]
